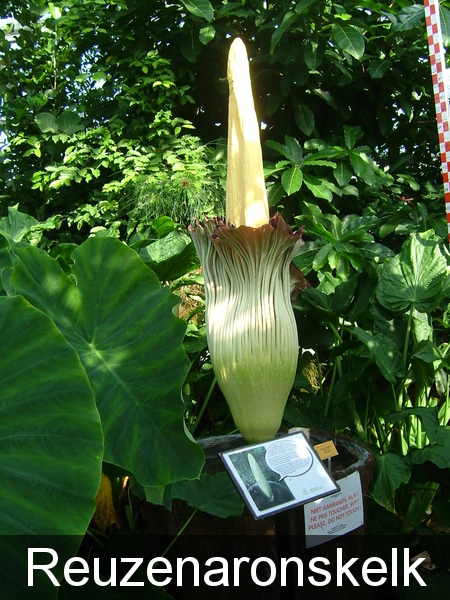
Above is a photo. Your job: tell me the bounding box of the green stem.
[315,347,324,397]
[395,306,413,448]
[191,376,216,435]
[329,321,343,344]
[324,322,344,421]
[397,385,404,412]
[384,423,396,445]
[374,416,387,452]
[324,360,339,419]
[403,307,414,366]
[328,322,344,378]
[161,509,198,558]
[363,384,370,444]
[416,417,422,449]
[444,372,450,426]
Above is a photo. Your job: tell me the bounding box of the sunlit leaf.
[376,231,448,313]
[351,327,405,384]
[331,23,365,59]
[181,0,214,21]
[57,111,84,134]
[199,23,215,44]
[35,112,59,133]
[303,174,333,201]
[281,166,303,195]
[10,238,204,489]
[0,205,38,242]
[140,231,200,281]
[0,295,103,598]
[312,242,332,270]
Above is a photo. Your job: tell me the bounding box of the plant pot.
[149,431,374,600]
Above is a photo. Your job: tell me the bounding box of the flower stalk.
[189,38,308,443]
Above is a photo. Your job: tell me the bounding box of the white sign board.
[220,431,340,520]
[304,470,364,547]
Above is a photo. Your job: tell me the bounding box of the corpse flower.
[189,38,309,443]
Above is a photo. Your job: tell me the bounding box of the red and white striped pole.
[424,0,450,242]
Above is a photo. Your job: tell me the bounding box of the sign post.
[424,0,450,242]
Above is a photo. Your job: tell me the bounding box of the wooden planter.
[150,431,374,600]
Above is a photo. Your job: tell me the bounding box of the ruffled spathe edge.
[189,212,310,301]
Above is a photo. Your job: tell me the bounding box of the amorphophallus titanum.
[189,38,309,443]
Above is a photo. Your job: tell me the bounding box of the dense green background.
[0,0,447,243]
[1,1,450,597]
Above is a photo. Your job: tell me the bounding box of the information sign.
[220,431,340,520]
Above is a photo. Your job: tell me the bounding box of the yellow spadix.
[226,38,269,229]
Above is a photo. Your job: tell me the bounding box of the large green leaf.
[0,204,39,242]
[351,327,405,384]
[312,242,332,271]
[385,407,440,444]
[57,111,84,134]
[172,472,244,518]
[376,231,448,313]
[0,295,103,598]
[35,112,59,133]
[139,231,200,282]
[331,23,365,60]
[372,451,411,512]
[0,234,12,294]
[9,237,204,488]
[358,242,394,263]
